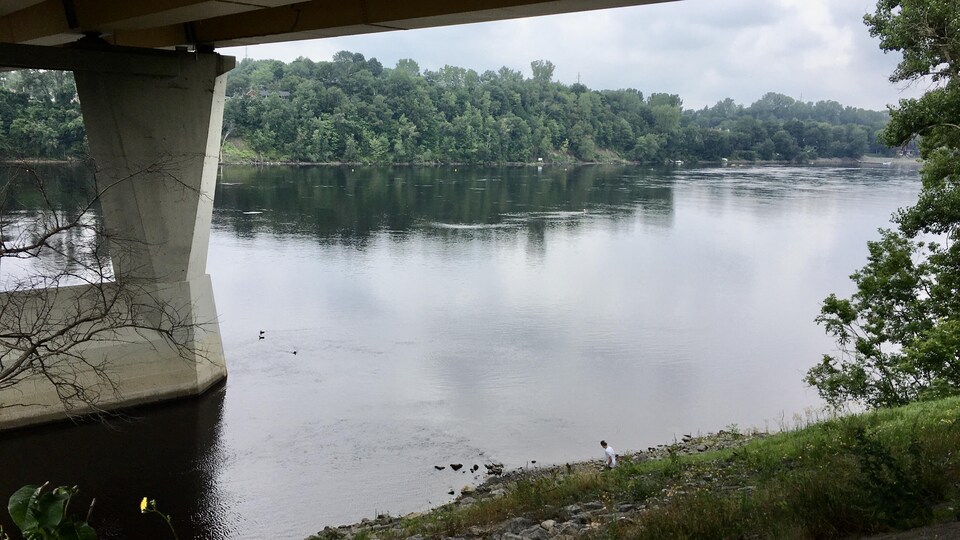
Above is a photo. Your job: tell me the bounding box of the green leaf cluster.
[7,484,96,540]
[808,0,960,408]
[0,71,85,160]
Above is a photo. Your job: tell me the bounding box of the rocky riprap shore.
[309,429,764,540]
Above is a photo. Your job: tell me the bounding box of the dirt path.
[860,522,960,539]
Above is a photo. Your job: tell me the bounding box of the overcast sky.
[221,0,927,112]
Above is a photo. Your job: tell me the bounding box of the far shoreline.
[215,156,919,168]
[2,155,921,169]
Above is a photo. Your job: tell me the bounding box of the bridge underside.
[0,0,676,429]
[0,0,676,49]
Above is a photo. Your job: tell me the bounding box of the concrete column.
[72,51,229,398]
[74,53,227,283]
[0,50,231,429]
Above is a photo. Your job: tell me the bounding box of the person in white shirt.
[600,440,616,468]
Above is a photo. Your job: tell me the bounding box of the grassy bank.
[312,397,960,539]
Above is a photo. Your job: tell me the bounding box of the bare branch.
[0,160,216,417]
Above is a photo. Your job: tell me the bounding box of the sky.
[221,0,929,112]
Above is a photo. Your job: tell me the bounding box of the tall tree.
[806,0,960,407]
[530,60,555,83]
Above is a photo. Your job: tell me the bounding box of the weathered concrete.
[0,278,224,430]
[0,49,231,430]
[74,51,228,284]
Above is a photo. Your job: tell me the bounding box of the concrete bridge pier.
[0,46,233,429]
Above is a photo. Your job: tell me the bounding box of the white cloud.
[221,0,924,111]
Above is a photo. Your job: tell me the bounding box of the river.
[0,164,921,539]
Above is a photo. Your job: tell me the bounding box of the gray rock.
[504,517,536,534]
[563,504,582,515]
[520,525,552,540]
[582,501,605,511]
[617,503,636,513]
[485,462,505,475]
[501,534,524,540]
[540,519,556,531]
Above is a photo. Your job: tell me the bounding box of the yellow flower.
[140,497,148,513]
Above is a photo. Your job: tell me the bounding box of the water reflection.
[212,165,675,247]
[0,164,104,287]
[0,385,231,540]
[0,163,97,213]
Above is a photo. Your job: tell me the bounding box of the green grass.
[220,140,258,162]
[354,396,960,539]
[220,139,291,163]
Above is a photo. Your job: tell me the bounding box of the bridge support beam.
[0,47,232,429]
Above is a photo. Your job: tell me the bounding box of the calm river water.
[0,164,920,539]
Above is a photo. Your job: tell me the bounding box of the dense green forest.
[222,53,895,163]
[0,70,85,159]
[0,53,898,163]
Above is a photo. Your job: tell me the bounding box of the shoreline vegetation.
[310,397,960,540]
[217,55,899,166]
[1,55,903,166]
[213,155,920,168]
[0,155,920,168]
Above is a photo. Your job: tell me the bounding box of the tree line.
[222,53,895,164]
[0,55,895,164]
[224,51,892,163]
